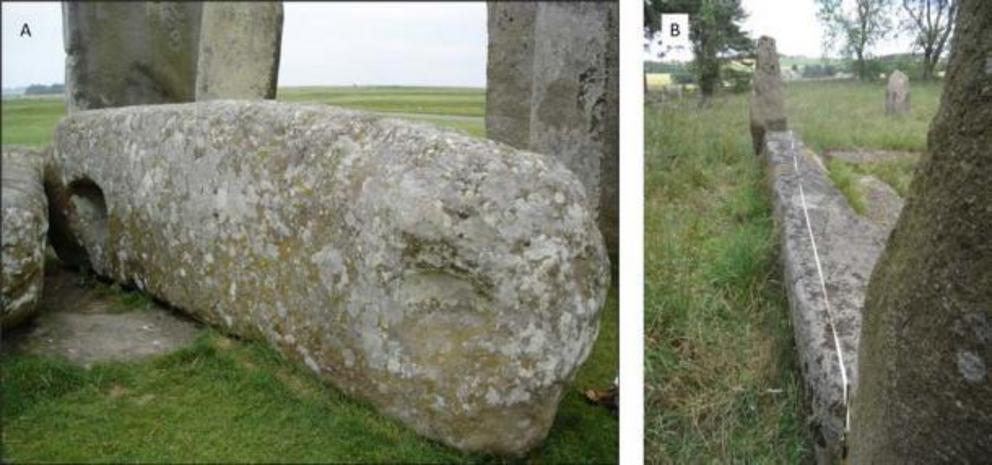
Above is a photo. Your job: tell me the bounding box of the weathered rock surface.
[196,2,283,100]
[62,2,202,112]
[48,101,609,455]
[885,70,910,115]
[856,175,904,231]
[763,132,889,465]
[485,2,537,148]
[2,146,50,330]
[851,0,992,461]
[486,2,619,264]
[749,36,788,155]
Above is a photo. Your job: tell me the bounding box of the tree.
[901,0,956,80]
[816,0,894,80]
[644,0,752,101]
[849,0,992,461]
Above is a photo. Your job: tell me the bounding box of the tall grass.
[786,80,940,153]
[645,94,810,463]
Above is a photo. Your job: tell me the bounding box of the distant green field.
[0,86,485,148]
[1,87,615,463]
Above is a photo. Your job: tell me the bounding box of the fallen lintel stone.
[1,146,50,330]
[48,101,609,455]
[763,131,888,465]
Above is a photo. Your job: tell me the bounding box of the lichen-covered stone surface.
[196,2,283,100]
[885,70,910,115]
[851,1,992,460]
[63,2,202,112]
[485,2,619,264]
[1,146,50,330]
[749,36,787,155]
[763,132,889,465]
[49,101,609,455]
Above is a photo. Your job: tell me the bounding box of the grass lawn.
[1,87,615,463]
[786,79,939,208]
[645,93,809,463]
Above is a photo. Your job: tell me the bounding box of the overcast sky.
[2,2,486,89]
[649,0,916,61]
[2,1,922,88]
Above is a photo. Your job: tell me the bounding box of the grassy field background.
[0,87,617,463]
[644,79,939,463]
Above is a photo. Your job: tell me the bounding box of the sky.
[646,0,917,61]
[2,1,923,88]
[1,2,486,89]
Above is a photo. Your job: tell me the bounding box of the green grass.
[785,80,936,203]
[785,80,940,153]
[0,86,485,148]
[1,87,613,462]
[645,94,810,463]
[1,97,66,147]
[826,157,867,214]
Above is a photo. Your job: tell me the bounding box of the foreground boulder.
[486,2,619,264]
[749,36,787,155]
[851,0,992,461]
[48,101,609,455]
[63,2,202,112]
[1,147,49,329]
[884,70,910,115]
[195,2,283,100]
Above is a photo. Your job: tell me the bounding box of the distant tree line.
[24,83,65,95]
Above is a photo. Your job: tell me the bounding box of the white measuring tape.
[789,136,852,441]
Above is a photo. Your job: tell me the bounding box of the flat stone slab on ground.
[764,131,891,465]
[2,261,202,367]
[822,148,921,164]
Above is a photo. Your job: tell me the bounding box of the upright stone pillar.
[485,3,537,148]
[850,0,992,462]
[748,36,787,155]
[195,2,283,100]
[885,69,911,115]
[62,2,202,112]
[485,2,619,264]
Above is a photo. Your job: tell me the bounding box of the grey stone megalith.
[850,0,992,462]
[486,1,619,265]
[1,147,50,330]
[885,69,911,115]
[749,36,787,155]
[46,101,610,456]
[62,2,202,112]
[195,2,283,100]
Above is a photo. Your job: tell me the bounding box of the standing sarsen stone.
[850,0,992,462]
[196,2,283,100]
[486,1,619,265]
[885,70,910,115]
[48,101,609,456]
[749,36,787,155]
[62,2,202,112]
[1,147,49,330]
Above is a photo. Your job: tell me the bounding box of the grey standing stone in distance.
[62,2,202,112]
[1,147,50,330]
[749,36,787,155]
[485,1,619,265]
[196,2,283,100]
[885,69,911,115]
[48,101,610,456]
